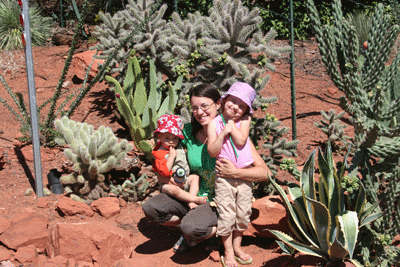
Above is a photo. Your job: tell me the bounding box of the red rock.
[244,195,290,238]
[0,214,48,251]
[76,261,94,267]
[0,216,12,234]
[37,197,50,208]
[71,50,104,81]
[91,197,120,219]
[47,221,133,267]
[328,87,338,95]
[11,208,36,224]
[56,196,94,217]
[0,247,13,261]
[209,250,220,262]
[118,198,127,207]
[14,245,38,264]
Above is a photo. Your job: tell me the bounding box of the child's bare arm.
[165,146,177,171]
[207,120,231,157]
[228,114,251,147]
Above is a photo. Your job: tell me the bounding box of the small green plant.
[268,142,382,266]
[0,0,53,50]
[105,53,183,162]
[55,116,133,204]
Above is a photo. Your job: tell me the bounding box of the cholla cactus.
[307,0,400,264]
[91,0,169,84]
[54,116,133,203]
[314,109,352,151]
[251,113,299,175]
[109,173,150,202]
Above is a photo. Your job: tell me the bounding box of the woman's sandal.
[234,255,253,265]
[173,235,190,254]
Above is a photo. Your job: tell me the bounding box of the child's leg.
[232,180,253,263]
[221,233,237,267]
[215,177,237,266]
[187,174,207,204]
[162,183,206,205]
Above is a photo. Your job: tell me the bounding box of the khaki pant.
[214,176,253,237]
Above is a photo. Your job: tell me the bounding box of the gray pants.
[142,193,218,246]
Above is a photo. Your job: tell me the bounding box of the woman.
[141,84,270,258]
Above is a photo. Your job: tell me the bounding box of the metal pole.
[174,0,177,13]
[289,0,297,140]
[21,0,44,197]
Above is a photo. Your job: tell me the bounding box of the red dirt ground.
[0,39,353,266]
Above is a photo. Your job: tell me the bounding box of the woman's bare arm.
[215,141,271,182]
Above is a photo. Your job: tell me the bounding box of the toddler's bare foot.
[194,196,208,204]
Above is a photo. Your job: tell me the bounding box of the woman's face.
[190,96,220,127]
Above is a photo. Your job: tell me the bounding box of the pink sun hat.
[153,114,184,139]
[221,82,256,113]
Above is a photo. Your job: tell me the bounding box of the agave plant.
[0,0,53,50]
[268,142,382,266]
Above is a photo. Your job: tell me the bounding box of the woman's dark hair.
[189,84,221,137]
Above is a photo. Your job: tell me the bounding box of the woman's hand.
[216,158,238,179]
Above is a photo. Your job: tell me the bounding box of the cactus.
[314,109,352,151]
[307,0,400,264]
[105,53,182,162]
[54,116,133,204]
[109,173,150,202]
[252,114,299,176]
[91,0,167,84]
[92,0,294,161]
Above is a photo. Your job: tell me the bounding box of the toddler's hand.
[221,124,232,137]
[169,177,185,188]
[169,146,177,159]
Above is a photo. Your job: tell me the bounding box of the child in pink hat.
[207,82,256,266]
[152,114,207,205]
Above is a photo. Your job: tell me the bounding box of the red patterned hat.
[153,114,184,139]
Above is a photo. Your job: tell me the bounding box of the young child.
[152,114,207,206]
[207,82,256,267]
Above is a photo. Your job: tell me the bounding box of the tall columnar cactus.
[105,53,182,162]
[307,0,400,263]
[54,116,133,203]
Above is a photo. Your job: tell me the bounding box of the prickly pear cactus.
[54,116,133,204]
[105,53,182,162]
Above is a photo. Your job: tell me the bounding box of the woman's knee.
[141,198,158,221]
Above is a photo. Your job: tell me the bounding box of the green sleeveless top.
[181,123,216,200]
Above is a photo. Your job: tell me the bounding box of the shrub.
[0,0,53,50]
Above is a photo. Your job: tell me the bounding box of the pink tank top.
[214,115,254,169]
